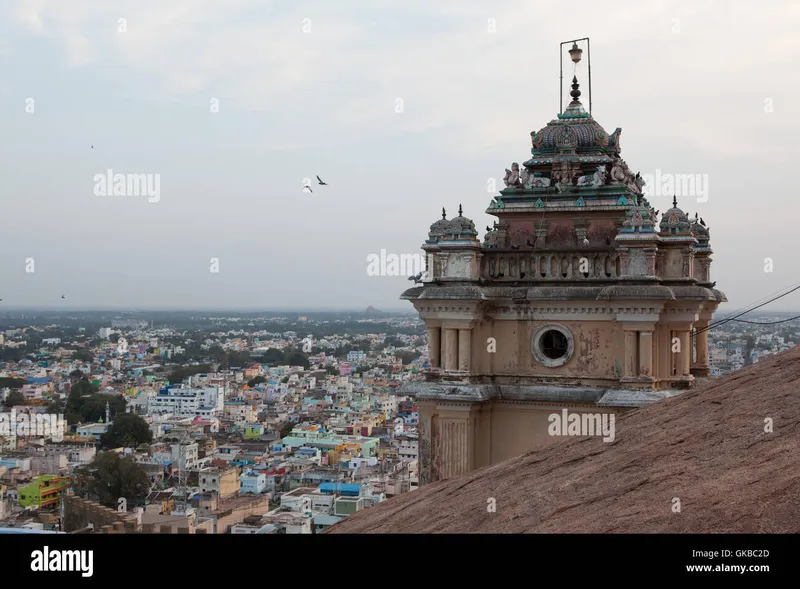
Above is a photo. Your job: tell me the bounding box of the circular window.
[531,324,574,367]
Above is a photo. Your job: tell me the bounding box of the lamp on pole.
[560,38,591,115]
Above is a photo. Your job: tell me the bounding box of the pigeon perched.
[486,226,493,233]
[316,175,327,185]
[510,244,520,250]
[408,272,424,283]
[526,239,536,248]
[582,237,590,247]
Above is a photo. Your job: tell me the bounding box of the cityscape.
[0,307,796,533]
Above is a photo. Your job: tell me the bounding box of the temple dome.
[659,196,692,235]
[428,208,450,240]
[530,76,620,153]
[428,206,478,242]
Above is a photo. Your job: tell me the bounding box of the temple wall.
[472,319,622,381]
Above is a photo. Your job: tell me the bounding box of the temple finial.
[673,195,678,208]
[570,75,581,101]
[458,204,463,217]
[442,207,446,219]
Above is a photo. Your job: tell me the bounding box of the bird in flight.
[302,185,313,193]
[316,175,327,185]
[91,145,94,149]
[61,294,66,299]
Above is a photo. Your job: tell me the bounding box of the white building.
[397,436,418,462]
[147,386,225,418]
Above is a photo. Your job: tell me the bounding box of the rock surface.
[329,348,800,533]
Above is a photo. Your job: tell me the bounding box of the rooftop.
[329,346,800,533]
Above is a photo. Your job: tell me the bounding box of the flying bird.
[302,185,313,193]
[91,145,94,149]
[316,175,327,185]
[582,237,590,247]
[61,295,66,299]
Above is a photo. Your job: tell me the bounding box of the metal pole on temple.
[561,38,590,114]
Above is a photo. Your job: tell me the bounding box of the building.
[239,471,267,494]
[199,467,240,498]
[18,475,70,509]
[399,59,726,484]
[147,385,225,418]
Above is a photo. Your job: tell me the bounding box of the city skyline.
[1,1,798,309]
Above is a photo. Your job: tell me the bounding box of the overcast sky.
[0,0,798,311]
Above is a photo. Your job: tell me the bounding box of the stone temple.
[400,74,726,485]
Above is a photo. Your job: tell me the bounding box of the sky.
[0,0,798,311]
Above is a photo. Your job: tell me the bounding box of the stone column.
[444,329,458,372]
[692,323,710,376]
[638,330,653,377]
[624,330,637,377]
[678,330,691,376]
[458,329,471,372]
[427,327,440,368]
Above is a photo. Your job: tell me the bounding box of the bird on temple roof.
[486,226,493,233]
[700,218,706,226]
[526,239,536,248]
[510,244,520,250]
[408,272,424,283]
[582,237,590,247]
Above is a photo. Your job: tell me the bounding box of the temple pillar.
[624,330,637,377]
[677,330,692,376]
[638,330,653,377]
[691,322,711,376]
[444,329,458,372]
[427,327,440,368]
[458,329,471,372]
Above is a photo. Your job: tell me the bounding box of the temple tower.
[401,73,726,485]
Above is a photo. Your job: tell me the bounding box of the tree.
[279,422,295,438]
[284,350,310,369]
[66,379,98,424]
[79,394,126,423]
[72,349,93,362]
[69,369,85,382]
[71,452,151,508]
[324,365,339,376]
[3,390,26,407]
[100,413,153,449]
[247,375,267,387]
[0,377,25,389]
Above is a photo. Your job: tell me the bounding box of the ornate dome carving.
[529,76,619,154]
[659,196,692,235]
[428,208,450,240]
[428,206,478,242]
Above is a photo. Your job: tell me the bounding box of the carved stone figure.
[520,166,531,188]
[608,160,629,185]
[608,127,622,152]
[531,130,544,150]
[503,163,522,188]
[577,165,607,188]
[627,172,645,195]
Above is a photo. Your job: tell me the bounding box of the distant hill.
[364,306,383,317]
[329,347,800,533]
